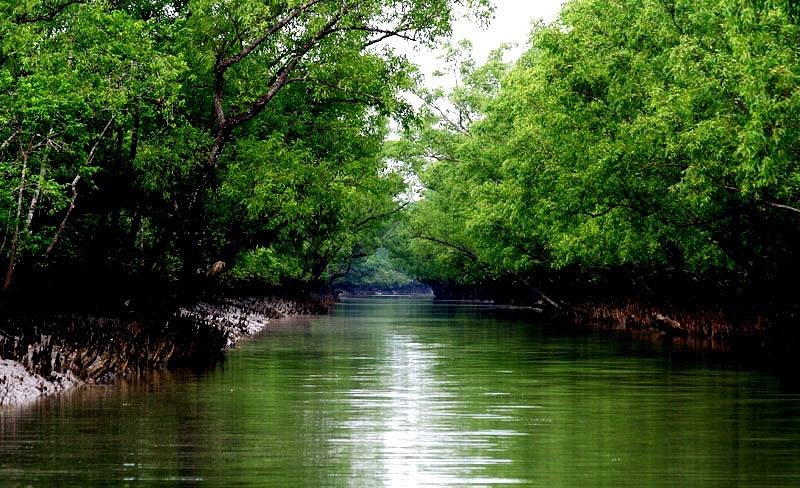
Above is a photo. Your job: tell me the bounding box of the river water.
[2,298,800,486]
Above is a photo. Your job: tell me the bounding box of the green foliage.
[394,0,800,294]
[334,248,415,289]
[0,1,184,290]
[228,246,304,286]
[1,0,485,298]
[8,0,797,304]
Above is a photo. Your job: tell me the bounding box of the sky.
[412,0,566,88]
[451,1,565,63]
[387,1,566,144]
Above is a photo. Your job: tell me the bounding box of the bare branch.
[46,116,115,255]
[518,278,561,310]
[412,91,471,135]
[13,140,29,236]
[361,32,400,49]
[724,185,800,215]
[0,128,21,152]
[213,65,227,126]
[764,200,800,214]
[3,143,29,291]
[0,207,12,256]
[657,0,684,35]
[355,201,411,230]
[223,8,350,130]
[45,174,79,255]
[326,249,369,283]
[212,0,326,127]
[86,117,114,163]
[333,24,419,45]
[24,164,47,233]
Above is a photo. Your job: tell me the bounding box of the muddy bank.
[565,299,799,355]
[0,359,82,407]
[424,276,798,356]
[0,294,328,407]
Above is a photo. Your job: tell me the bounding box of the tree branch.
[218,0,326,71]
[0,207,12,256]
[212,0,327,128]
[14,0,83,23]
[223,8,351,130]
[354,201,411,230]
[579,202,648,218]
[327,250,369,283]
[413,91,471,135]
[24,164,47,233]
[657,0,684,35]
[0,128,21,152]
[46,116,115,255]
[413,234,479,261]
[764,200,800,214]
[333,24,418,45]
[294,78,386,106]
[518,278,561,310]
[724,185,800,215]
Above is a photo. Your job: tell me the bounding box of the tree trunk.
[3,242,18,291]
[4,151,29,292]
[24,164,46,232]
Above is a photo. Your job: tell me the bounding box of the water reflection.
[337,333,522,486]
[1,298,800,486]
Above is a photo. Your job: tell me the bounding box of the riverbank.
[423,280,799,356]
[564,298,800,358]
[0,294,329,407]
[0,359,82,407]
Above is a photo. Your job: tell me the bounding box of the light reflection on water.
[339,334,524,486]
[1,298,800,486]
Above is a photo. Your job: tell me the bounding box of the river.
[2,298,800,486]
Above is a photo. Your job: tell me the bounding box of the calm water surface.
[2,298,800,486]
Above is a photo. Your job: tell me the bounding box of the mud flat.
[0,294,329,407]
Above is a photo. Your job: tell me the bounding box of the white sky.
[386,1,565,144]
[452,1,564,63]
[410,1,566,88]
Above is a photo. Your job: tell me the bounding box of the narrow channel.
[2,298,800,486]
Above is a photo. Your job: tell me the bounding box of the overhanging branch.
[355,201,411,230]
[724,185,800,215]
[222,7,351,131]
[413,234,479,261]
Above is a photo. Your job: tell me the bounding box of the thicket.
[0,0,488,309]
[392,0,800,306]
[4,0,799,312]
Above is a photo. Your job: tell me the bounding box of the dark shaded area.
[419,269,800,362]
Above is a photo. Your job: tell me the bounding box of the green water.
[2,298,800,486]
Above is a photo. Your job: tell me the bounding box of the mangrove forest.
[3,0,800,485]
[2,0,800,315]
